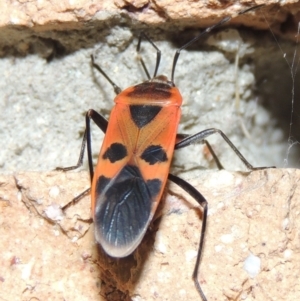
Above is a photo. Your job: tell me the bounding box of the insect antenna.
[171,4,265,83]
[91,54,122,95]
[136,32,161,79]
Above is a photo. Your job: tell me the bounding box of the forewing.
[94,165,161,257]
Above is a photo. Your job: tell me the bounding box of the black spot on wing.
[129,105,161,128]
[96,175,111,196]
[103,143,127,163]
[140,145,168,165]
[95,165,163,250]
[147,179,162,198]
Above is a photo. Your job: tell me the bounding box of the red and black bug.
[58,4,272,300]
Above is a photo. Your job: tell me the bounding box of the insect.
[58,4,271,300]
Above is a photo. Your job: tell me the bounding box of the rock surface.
[1,169,299,300]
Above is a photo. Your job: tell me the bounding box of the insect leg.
[85,109,108,181]
[91,54,122,95]
[137,33,161,79]
[175,128,275,170]
[56,129,88,172]
[176,133,189,143]
[58,110,108,210]
[168,173,208,301]
[61,187,91,211]
[176,133,224,170]
[56,110,108,180]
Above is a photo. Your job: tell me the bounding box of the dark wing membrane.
[94,165,161,257]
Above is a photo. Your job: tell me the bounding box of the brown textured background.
[1,169,300,300]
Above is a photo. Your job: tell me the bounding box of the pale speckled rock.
[1,169,300,300]
[1,0,299,172]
